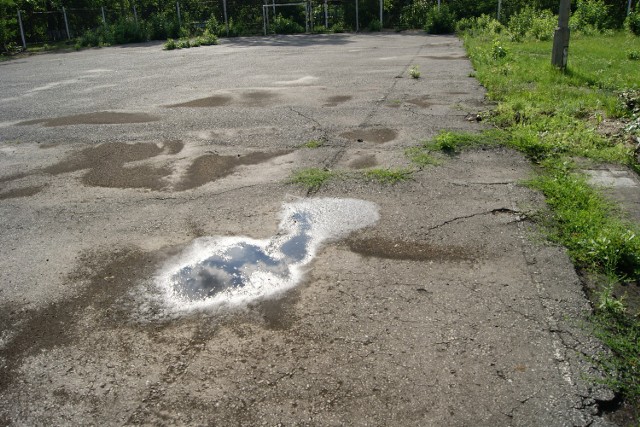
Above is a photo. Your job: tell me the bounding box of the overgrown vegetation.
[452,13,640,408]
[289,168,337,191]
[363,168,413,184]
[163,31,217,50]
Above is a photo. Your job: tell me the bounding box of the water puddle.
[340,128,398,144]
[157,198,379,310]
[166,91,280,108]
[18,112,159,127]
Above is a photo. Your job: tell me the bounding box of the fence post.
[223,0,229,36]
[263,4,266,35]
[497,0,502,21]
[628,0,633,15]
[17,9,27,49]
[305,1,309,33]
[437,0,441,9]
[133,5,138,25]
[176,2,181,28]
[379,0,382,25]
[324,0,328,28]
[101,6,106,24]
[62,7,71,39]
[551,0,571,69]
[355,0,359,32]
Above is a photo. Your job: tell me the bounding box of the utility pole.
[551,0,571,69]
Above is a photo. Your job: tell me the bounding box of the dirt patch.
[18,112,159,127]
[407,96,433,108]
[445,91,468,95]
[348,154,378,169]
[0,247,158,393]
[419,55,467,60]
[178,150,292,190]
[0,185,46,200]
[166,96,233,108]
[340,128,398,144]
[344,236,478,262]
[323,95,352,107]
[42,141,180,190]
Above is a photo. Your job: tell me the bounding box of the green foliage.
[627,49,640,60]
[626,9,640,36]
[456,14,503,37]
[570,0,613,34]
[164,38,177,50]
[368,19,382,31]
[424,4,456,34]
[507,6,556,42]
[399,0,431,29]
[330,22,345,33]
[289,168,336,191]
[302,140,323,148]
[0,0,17,54]
[164,31,216,50]
[425,129,504,153]
[491,39,508,59]
[271,14,304,34]
[405,147,441,167]
[363,168,413,184]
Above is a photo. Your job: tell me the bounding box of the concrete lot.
[0,33,616,425]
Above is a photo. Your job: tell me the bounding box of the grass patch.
[288,168,336,191]
[302,140,324,149]
[363,168,413,184]
[460,26,640,407]
[409,65,421,79]
[405,147,441,167]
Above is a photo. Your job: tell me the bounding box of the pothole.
[407,96,434,108]
[348,154,378,169]
[18,112,159,127]
[340,128,398,144]
[157,198,379,311]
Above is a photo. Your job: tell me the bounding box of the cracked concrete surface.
[0,33,617,425]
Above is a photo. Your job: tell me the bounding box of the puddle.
[167,96,232,108]
[407,96,433,108]
[346,237,477,262]
[340,128,398,144]
[323,95,352,107]
[43,141,178,190]
[0,185,46,200]
[241,91,279,107]
[178,150,291,190]
[157,198,379,310]
[348,154,378,169]
[18,112,159,127]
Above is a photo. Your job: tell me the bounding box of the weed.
[289,168,336,191]
[405,147,441,167]
[302,140,323,149]
[424,129,504,153]
[363,168,413,184]
[409,65,421,79]
[164,39,177,50]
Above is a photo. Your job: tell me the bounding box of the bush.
[111,18,147,44]
[570,0,612,33]
[197,30,218,46]
[626,10,640,36]
[330,22,345,33]
[456,14,503,37]
[1,0,18,54]
[271,14,304,34]
[424,4,456,34]
[368,19,382,31]
[148,14,181,40]
[399,0,430,29]
[164,38,177,50]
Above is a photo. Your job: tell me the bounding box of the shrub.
[456,14,503,37]
[1,0,18,54]
[197,30,218,46]
[626,9,640,36]
[112,18,147,44]
[399,0,431,29]
[368,19,382,32]
[205,16,223,36]
[330,22,345,33]
[271,14,304,34]
[424,4,456,34]
[164,38,177,50]
[570,0,612,33]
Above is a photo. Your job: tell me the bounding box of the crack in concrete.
[424,208,523,233]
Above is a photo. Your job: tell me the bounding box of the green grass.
[288,168,337,191]
[405,147,441,167]
[302,140,324,149]
[363,168,413,184]
[458,28,640,406]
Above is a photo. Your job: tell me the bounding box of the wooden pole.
[551,0,571,69]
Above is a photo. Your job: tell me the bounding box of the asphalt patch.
[345,236,478,262]
[340,128,398,144]
[18,112,159,127]
[178,150,291,190]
